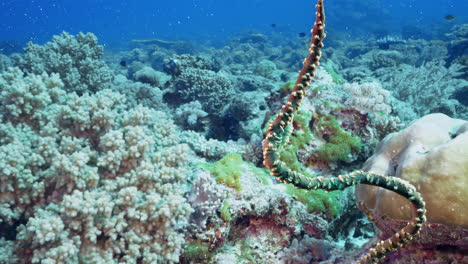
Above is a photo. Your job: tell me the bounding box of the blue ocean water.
[0,0,467,263]
[1,0,467,47]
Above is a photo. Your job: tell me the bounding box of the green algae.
[315,115,361,163]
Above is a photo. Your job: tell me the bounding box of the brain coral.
[0,68,192,263]
[356,113,467,245]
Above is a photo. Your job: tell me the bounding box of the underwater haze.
[1,0,467,45]
[0,0,467,263]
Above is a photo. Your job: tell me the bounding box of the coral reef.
[0,0,466,263]
[174,101,209,133]
[314,114,362,163]
[171,68,234,115]
[263,69,400,174]
[111,74,166,110]
[0,67,192,263]
[378,61,468,119]
[0,55,11,73]
[262,1,426,263]
[187,170,227,232]
[163,54,220,76]
[446,24,468,66]
[357,113,467,225]
[133,66,169,87]
[254,59,277,77]
[328,26,467,123]
[185,152,357,264]
[356,113,468,263]
[179,130,247,162]
[342,82,391,116]
[16,32,114,95]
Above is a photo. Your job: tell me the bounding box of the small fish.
[120,60,127,67]
[298,32,306,37]
[444,14,456,21]
[271,23,276,28]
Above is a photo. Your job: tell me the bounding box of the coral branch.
[261,0,426,263]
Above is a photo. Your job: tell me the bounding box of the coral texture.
[172,68,234,115]
[356,113,468,263]
[17,32,114,94]
[342,82,391,115]
[261,1,426,263]
[187,152,352,264]
[0,67,192,263]
[0,54,11,73]
[380,61,467,119]
[111,74,166,110]
[133,66,168,86]
[356,113,467,228]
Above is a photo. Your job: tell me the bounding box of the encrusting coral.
[262,0,426,263]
